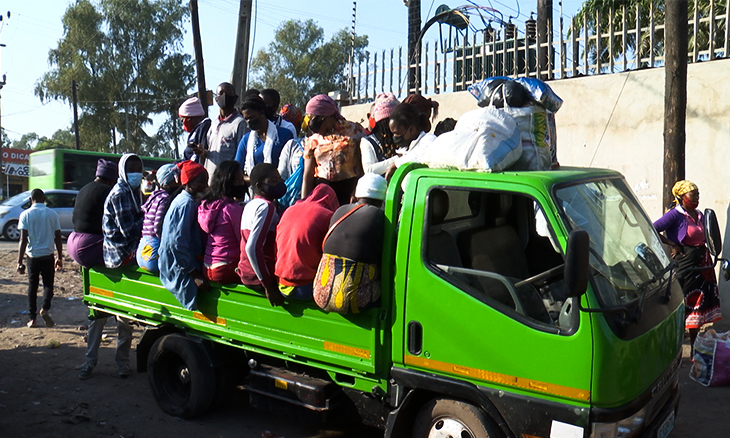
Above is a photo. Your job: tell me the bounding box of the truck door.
[400,178,593,415]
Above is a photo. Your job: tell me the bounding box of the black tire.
[3,220,20,241]
[412,398,502,438]
[147,334,216,418]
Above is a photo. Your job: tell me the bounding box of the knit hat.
[372,92,399,123]
[178,97,206,117]
[156,163,179,187]
[355,173,387,201]
[176,160,207,185]
[95,159,118,181]
[305,94,343,119]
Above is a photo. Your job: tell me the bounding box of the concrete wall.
[341,58,730,311]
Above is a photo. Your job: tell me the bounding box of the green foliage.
[11,132,40,150]
[574,0,727,68]
[35,129,76,151]
[250,19,368,109]
[0,128,11,149]
[35,0,193,155]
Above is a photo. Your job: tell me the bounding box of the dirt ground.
[0,247,728,438]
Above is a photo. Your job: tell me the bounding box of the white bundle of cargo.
[417,106,522,172]
[467,77,561,171]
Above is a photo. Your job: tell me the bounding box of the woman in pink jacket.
[198,160,247,284]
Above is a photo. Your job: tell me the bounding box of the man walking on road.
[16,189,63,328]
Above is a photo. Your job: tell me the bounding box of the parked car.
[0,190,78,240]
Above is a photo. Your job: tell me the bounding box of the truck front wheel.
[412,398,503,438]
[148,334,216,418]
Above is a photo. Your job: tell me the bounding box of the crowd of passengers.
[68,86,456,314]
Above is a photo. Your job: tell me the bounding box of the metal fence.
[347,0,730,103]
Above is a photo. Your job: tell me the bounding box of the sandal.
[40,309,55,327]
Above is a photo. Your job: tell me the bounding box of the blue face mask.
[127,172,143,188]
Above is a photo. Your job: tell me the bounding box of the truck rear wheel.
[147,334,216,418]
[412,398,502,438]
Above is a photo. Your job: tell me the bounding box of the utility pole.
[189,0,208,106]
[663,0,688,209]
[407,0,421,94]
[537,0,553,79]
[231,0,253,96]
[72,80,80,150]
[347,2,356,104]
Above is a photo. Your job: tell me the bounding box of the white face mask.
[127,172,143,188]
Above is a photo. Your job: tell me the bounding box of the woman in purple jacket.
[654,180,721,349]
[198,160,247,284]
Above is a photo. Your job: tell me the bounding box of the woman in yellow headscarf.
[653,180,721,349]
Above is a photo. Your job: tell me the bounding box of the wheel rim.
[427,417,476,438]
[156,351,192,404]
[6,223,19,240]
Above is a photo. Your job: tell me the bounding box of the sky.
[0,0,584,147]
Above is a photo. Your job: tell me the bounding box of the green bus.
[29,149,173,191]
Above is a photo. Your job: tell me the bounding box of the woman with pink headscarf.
[359,92,400,175]
[301,94,365,205]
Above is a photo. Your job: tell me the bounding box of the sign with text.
[2,163,30,177]
[2,148,31,164]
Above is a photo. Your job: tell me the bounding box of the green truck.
[84,164,695,438]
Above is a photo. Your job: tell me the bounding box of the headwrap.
[156,163,179,187]
[305,94,343,119]
[178,97,206,117]
[176,160,207,185]
[280,103,303,127]
[95,159,118,181]
[672,180,698,200]
[372,92,399,122]
[404,94,440,120]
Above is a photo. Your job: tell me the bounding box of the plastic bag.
[278,155,304,209]
[418,106,522,172]
[503,105,555,171]
[468,77,564,113]
[468,77,533,109]
[690,330,730,386]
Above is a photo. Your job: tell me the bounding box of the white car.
[0,190,78,240]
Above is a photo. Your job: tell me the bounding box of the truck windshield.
[555,178,671,307]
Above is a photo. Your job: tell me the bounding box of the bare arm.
[301,155,316,200]
[17,229,28,274]
[54,230,63,270]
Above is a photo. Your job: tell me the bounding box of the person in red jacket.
[275,184,339,300]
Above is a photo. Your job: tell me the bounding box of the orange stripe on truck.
[404,354,590,402]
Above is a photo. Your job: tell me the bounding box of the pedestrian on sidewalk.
[16,189,63,328]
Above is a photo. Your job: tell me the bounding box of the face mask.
[247,117,262,131]
[261,181,287,199]
[182,118,196,132]
[685,197,699,210]
[127,172,143,188]
[368,116,376,130]
[216,93,237,109]
[231,184,247,200]
[392,135,408,147]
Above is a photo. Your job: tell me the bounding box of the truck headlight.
[591,406,646,438]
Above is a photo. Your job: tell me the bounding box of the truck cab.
[84,164,684,438]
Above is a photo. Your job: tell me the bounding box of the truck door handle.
[407,321,423,355]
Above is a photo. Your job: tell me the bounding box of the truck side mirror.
[564,229,590,298]
[703,208,722,258]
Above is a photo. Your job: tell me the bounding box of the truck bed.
[83,266,383,380]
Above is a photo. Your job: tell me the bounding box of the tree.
[35,129,76,151]
[11,132,40,150]
[574,0,726,67]
[35,0,194,156]
[0,127,11,149]
[250,20,369,109]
